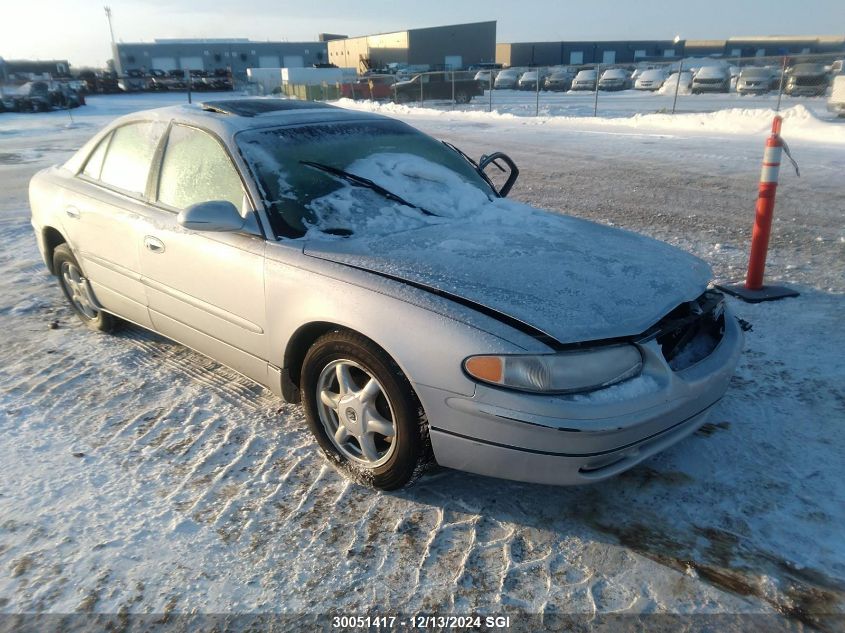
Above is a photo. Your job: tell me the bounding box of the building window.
[128,55,136,63]
[204,50,210,56]
[756,48,766,57]
[240,53,247,61]
[801,47,811,54]
[143,52,149,57]
[570,51,583,65]
[663,49,675,58]
[731,48,741,56]
[634,49,646,59]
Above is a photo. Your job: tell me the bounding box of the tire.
[53,244,117,333]
[455,91,470,104]
[300,330,431,490]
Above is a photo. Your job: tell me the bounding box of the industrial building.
[0,58,71,81]
[496,35,845,66]
[112,39,328,81]
[327,21,497,72]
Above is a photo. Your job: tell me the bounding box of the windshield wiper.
[299,161,437,216]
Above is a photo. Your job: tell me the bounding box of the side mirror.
[177,200,245,232]
[479,152,519,197]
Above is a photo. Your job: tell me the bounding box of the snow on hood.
[303,154,712,344]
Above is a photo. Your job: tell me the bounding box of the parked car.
[392,72,483,104]
[544,70,573,91]
[598,68,630,91]
[517,70,548,91]
[493,68,522,90]
[830,60,843,76]
[341,76,396,100]
[634,69,666,90]
[691,65,730,94]
[736,67,774,95]
[827,75,845,117]
[473,70,497,89]
[785,63,829,97]
[29,98,743,489]
[662,71,693,92]
[570,69,597,91]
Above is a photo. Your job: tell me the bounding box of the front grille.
[695,78,725,85]
[793,77,826,86]
[640,291,726,371]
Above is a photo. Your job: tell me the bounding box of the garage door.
[179,56,204,70]
[258,55,280,68]
[444,55,462,70]
[151,57,177,71]
[283,55,304,68]
[569,51,584,65]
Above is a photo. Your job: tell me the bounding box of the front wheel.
[53,244,117,332]
[301,330,431,490]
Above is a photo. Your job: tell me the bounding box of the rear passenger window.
[99,122,165,196]
[157,125,245,211]
[82,133,111,179]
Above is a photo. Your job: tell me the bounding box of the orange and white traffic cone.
[717,115,799,303]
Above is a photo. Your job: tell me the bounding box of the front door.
[139,123,268,384]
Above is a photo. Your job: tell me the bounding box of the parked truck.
[392,72,483,104]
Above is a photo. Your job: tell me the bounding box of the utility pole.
[104,6,115,45]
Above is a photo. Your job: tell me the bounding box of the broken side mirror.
[479,152,519,197]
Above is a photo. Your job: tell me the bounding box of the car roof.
[62,98,391,174]
[120,98,387,134]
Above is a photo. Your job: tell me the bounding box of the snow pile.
[334,98,845,145]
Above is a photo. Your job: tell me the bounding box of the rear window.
[98,122,166,196]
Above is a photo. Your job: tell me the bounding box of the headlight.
[463,345,643,394]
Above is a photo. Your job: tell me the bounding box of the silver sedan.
[29,99,743,490]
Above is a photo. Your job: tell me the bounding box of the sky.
[2,0,843,68]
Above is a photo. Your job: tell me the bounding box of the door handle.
[144,236,165,253]
[65,206,80,219]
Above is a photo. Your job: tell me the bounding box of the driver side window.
[157,125,246,212]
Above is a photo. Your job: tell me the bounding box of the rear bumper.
[421,309,744,486]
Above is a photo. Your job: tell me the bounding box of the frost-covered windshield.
[236,119,494,238]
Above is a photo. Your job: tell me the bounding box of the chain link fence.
[270,52,841,120]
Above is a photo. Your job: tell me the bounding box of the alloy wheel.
[316,359,397,468]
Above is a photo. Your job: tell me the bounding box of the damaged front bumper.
[421,292,744,486]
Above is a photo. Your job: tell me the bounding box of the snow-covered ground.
[1,92,844,629]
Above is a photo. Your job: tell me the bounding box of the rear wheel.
[301,330,431,490]
[455,91,471,104]
[53,244,117,332]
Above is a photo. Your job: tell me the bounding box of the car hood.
[304,212,712,345]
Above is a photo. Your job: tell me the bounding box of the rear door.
[63,121,166,327]
[138,123,269,384]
